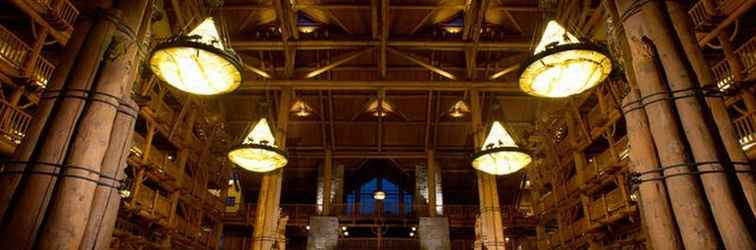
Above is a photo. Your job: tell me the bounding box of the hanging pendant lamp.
[471,121,532,175]
[149,17,243,95]
[518,20,612,98]
[228,118,288,173]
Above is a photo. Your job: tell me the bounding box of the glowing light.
[366,99,394,117]
[448,100,470,118]
[342,226,347,231]
[471,121,532,175]
[410,232,415,237]
[519,21,612,98]
[291,100,314,117]
[228,118,288,173]
[374,190,386,200]
[149,18,242,95]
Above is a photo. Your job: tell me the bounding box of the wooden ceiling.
[157,0,608,204]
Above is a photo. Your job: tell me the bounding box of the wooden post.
[323,149,333,215]
[0,17,91,221]
[36,0,150,247]
[470,89,505,250]
[0,12,118,247]
[426,149,437,217]
[665,1,756,216]
[8,85,25,107]
[636,2,754,248]
[251,88,291,250]
[622,90,682,250]
[616,0,720,248]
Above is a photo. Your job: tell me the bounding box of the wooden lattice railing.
[0,24,55,87]
[0,100,32,145]
[733,111,755,150]
[688,1,721,31]
[30,0,79,31]
[735,36,756,75]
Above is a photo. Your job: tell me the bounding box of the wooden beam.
[371,0,379,39]
[231,39,532,51]
[239,79,520,91]
[305,48,374,78]
[387,47,457,80]
[238,54,273,79]
[224,3,540,11]
[379,0,389,79]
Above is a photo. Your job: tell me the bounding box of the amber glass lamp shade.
[518,21,612,98]
[228,118,288,173]
[149,18,243,95]
[471,121,532,175]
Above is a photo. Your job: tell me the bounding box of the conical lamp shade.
[472,121,532,175]
[228,118,288,173]
[533,21,578,54]
[149,17,243,95]
[519,20,612,98]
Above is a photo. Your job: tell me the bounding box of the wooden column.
[622,89,683,250]
[0,16,91,220]
[617,0,720,248]
[252,88,292,250]
[665,0,756,216]
[36,0,151,248]
[0,12,118,247]
[470,90,505,250]
[426,149,437,217]
[323,149,333,215]
[637,2,754,248]
[82,3,153,247]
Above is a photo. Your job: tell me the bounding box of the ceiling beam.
[305,48,374,78]
[387,47,457,80]
[379,0,389,79]
[273,0,296,78]
[238,79,520,92]
[223,3,541,12]
[231,39,531,51]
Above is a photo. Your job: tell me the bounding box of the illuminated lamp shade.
[290,99,314,117]
[366,99,394,117]
[471,121,532,175]
[518,20,612,98]
[228,118,288,173]
[448,100,470,118]
[373,190,386,200]
[149,17,243,95]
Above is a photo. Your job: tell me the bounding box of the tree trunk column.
[0,16,91,221]
[252,88,292,250]
[36,0,150,247]
[622,89,683,250]
[426,149,437,217]
[665,1,756,216]
[616,0,720,248]
[322,149,333,215]
[638,2,754,248]
[0,12,118,248]
[470,89,505,250]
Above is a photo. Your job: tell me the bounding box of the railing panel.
[0,25,31,69]
[733,111,755,150]
[0,100,32,144]
[735,36,756,74]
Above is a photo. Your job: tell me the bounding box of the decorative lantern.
[228,118,288,173]
[149,17,243,95]
[471,121,532,175]
[518,20,612,98]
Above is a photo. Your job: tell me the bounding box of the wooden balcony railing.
[688,1,721,31]
[733,111,755,150]
[30,0,79,31]
[588,188,627,222]
[0,100,32,145]
[225,203,535,227]
[735,36,756,76]
[0,24,55,87]
[0,25,29,69]
[338,238,420,250]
